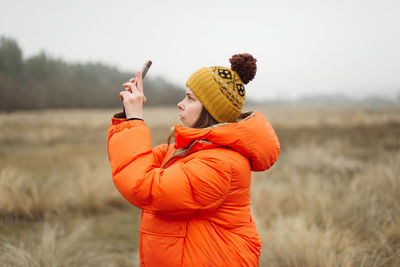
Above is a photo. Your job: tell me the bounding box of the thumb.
[120,91,125,101]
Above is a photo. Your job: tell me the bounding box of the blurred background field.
[0,106,399,266]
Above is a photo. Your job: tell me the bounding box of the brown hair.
[192,107,219,129]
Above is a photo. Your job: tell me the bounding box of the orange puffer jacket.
[107,111,280,266]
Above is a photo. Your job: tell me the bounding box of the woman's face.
[177,88,203,128]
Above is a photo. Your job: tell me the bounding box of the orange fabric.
[107,112,280,266]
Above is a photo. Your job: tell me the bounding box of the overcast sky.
[1,0,399,101]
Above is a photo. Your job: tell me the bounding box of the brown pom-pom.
[229,53,257,84]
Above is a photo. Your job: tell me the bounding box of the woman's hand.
[120,71,147,119]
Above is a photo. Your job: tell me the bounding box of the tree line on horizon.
[0,36,185,111]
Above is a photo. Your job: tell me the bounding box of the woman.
[107,53,280,266]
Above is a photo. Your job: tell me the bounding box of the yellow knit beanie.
[186,53,257,123]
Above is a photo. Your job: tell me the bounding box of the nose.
[177,100,184,111]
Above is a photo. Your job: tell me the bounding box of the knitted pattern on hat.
[186,66,245,123]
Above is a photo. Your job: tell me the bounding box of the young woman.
[107,54,280,266]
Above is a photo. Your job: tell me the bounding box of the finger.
[123,82,139,93]
[120,90,130,99]
[129,77,136,83]
[122,83,132,92]
[136,71,143,92]
[119,91,125,101]
[123,82,134,87]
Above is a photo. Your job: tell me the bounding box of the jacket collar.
[172,111,280,171]
[174,112,256,149]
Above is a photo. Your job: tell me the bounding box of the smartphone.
[134,60,152,85]
[141,60,152,80]
[122,60,152,118]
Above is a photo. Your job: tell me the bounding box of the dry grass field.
[0,106,399,266]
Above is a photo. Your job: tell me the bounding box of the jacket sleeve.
[152,144,168,167]
[107,119,231,218]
